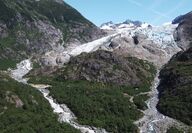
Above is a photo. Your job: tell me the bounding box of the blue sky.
[65,0,192,26]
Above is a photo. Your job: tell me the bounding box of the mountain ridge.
[0,0,105,69]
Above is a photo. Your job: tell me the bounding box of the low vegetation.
[0,72,80,133]
[133,94,149,110]
[166,127,184,133]
[0,59,17,70]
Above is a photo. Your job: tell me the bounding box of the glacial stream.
[9,59,107,133]
[135,71,185,133]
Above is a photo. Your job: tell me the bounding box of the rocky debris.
[58,50,155,87]
[40,51,71,67]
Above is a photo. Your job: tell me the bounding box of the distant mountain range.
[100,20,150,30]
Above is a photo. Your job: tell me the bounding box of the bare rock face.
[173,11,192,50]
[34,20,64,53]
[0,0,105,65]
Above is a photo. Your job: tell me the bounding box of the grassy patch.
[0,37,16,48]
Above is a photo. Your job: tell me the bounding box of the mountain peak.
[123,19,142,26]
[100,19,149,30]
[172,11,192,24]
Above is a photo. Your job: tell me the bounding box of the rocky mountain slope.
[157,12,192,131]
[57,50,156,87]
[0,0,105,70]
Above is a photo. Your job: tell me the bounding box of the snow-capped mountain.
[41,20,181,68]
[100,20,150,30]
[100,20,179,49]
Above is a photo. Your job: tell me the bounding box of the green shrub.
[0,73,80,133]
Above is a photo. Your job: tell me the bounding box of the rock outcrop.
[173,11,192,50]
[0,0,105,67]
[57,50,156,87]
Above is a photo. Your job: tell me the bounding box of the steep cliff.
[173,11,192,50]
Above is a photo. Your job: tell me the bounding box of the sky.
[64,0,192,26]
